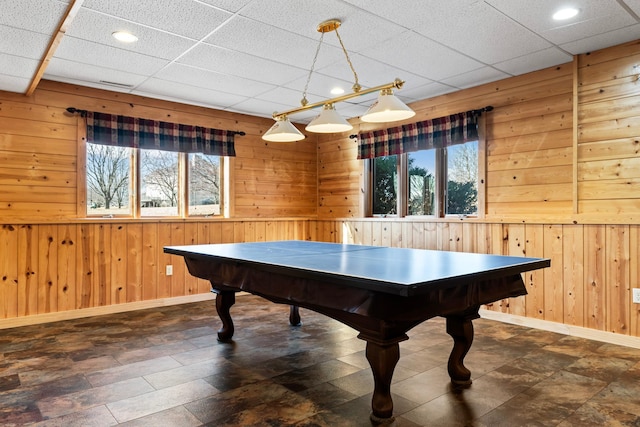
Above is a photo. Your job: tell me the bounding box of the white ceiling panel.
[81,0,233,40]
[493,47,574,77]
[134,78,248,109]
[46,57,149,88]
[203,16,345,70]
[0,53,39,78]
[177,44,308,86]
[360,31,486,81]
[0,75,31,93]
[441,66,511,89]
[396,82,458,102]
[0,25,51,59]
[154,63,275,97]
[197,0,255,13]
[65,9,196,60]
[487,0,637,45]
[0,0,69,35]
[560,23,640,55]
[238,0,408,51]
[54,37,170,76]
[2,0,639,121]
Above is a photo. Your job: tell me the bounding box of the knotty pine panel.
[0,219,313,321]
[314,219,640,338]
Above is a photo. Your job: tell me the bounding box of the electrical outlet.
[633,288,640,304]
[166,265,173,276]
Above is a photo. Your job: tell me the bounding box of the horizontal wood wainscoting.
[313,219,640,344]
[0,219,313,328]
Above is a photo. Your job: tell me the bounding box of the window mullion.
[436,148,446,217]
[398,154,408,218]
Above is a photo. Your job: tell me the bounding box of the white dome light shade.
[361,89,415,123]
[262,116,305,142]
[305,104,353,133]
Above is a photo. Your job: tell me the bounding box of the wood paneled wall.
[313,220,640,338]
[0,80,317,221]
[0,219,312,321]
[577,40,640,218]
[314,40,640,340]
[2,39,640,342]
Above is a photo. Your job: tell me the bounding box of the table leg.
[445,308,479,385]
[289,305,301,326]
[365,340,400,422]
[215,290,236,342]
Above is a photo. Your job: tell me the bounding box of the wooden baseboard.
[480,309,640,349]
[0,293,216,330]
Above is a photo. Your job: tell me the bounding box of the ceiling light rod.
[272,78,405,120]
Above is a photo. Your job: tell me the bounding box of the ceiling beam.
[25,0,85,96]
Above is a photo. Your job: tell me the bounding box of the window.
[83,111,235,218]
[369,140,478,217]
[361,110,484,218]
[86,145,222,217]
[86,143,133,216]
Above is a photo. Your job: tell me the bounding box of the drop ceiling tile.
[154,63,275,97]
[226,96,300,120]
[178,43,308,86]
[409,1,551,64]
[203,16,344,69]
[81,0,232,40]
[441,66,511,89]
[238,0,408,51]
[625,0,640,16]
[316,54,434,93]
[493,47,573,77]
[560,24,640,55]
[54,37,170,75]
[45,57,149,88]
[0,74,31,92]
[494,47,573,76]
[66,9,196,60]
[359,31,485,82]
[0,25,51,59]
[0,0,68,35]
[196,0,254,13]
[396,81,458,102]
[282,72,361,104]
[0,53,39,79]
[487,0,637,45]
[254,86,313,110]
[134,78,248,110]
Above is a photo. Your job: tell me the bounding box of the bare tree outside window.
[447,141,478,215]
[141,150,179,216]
[86,143,131,215]
[189,153,220,216]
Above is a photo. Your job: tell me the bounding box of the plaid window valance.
[86,111,236,157]
[357,110,480,159]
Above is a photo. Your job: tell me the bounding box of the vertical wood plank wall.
[0,220,312,322]
[311,220,640,338]
[315,39,640,339]
[2,40,640,342]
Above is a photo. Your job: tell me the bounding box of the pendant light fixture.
[262,19,415,142]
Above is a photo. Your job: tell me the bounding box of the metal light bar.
[272,78,405,120]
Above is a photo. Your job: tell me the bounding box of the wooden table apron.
[177,253,528,422]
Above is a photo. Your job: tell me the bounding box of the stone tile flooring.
[1,294,640,426]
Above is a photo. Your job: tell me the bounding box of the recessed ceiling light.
[553,8,579,20]
[112,31,138,43]
[330,87,345,95]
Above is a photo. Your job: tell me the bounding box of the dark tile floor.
[1,294,640,426]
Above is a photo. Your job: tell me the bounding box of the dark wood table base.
[211,289,479,422]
